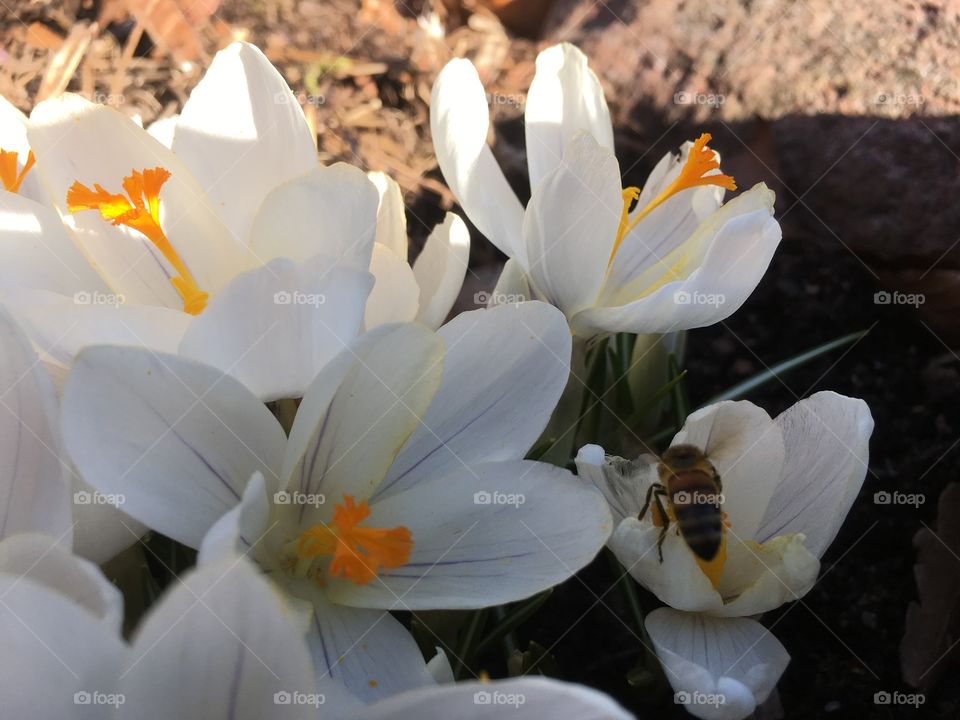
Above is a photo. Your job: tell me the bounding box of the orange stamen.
[0,149,36,194]
[297,495,412,585]
[609,133,736,266]
[67,167,208,315]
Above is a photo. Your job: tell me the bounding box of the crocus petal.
[61,346,286,548]
[291,581,434,703]
[0,304,71,541]
[122,559,320,720]
[369,171,408,260]
[286,323,444,515]
[0,574,126,720]
[0,96,45,203]
[198,472,272,566]
[672,400,785,540]
[713,532,820,617]
[145,114,178,148]
[376,301,570,500]
[172,42,317,244]
[523,133,620,317]
[0,532,123,630]
[0,192,110,296]
[524,43,614,189]
[574,444,654,524]
[179,254,373,401]
[646,608,789,720]
[246,163,379,270]
[756,392,873,556]
[330,460,611,609]
[352,677,633,720]
[70,478,146,564]
[608,517,723,614]
[29,94,243,303]
[426,649,454,684]
[412,213,470,329]
[489,258,534,306]
[365,244,420,329]
[430,59,525,262]
[571,185,781,336]
[4,289,191,369]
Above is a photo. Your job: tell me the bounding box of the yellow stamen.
[0,149,36,194]
[297,495,412,585]
[608,133,736,267]
[67,167,208,315]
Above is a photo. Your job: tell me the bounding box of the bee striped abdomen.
[669,470,723,561]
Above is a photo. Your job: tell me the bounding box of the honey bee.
[638,444,723,563]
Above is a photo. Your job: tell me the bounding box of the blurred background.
[3,0,960,717]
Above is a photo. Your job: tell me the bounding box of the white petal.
[572,185,781,336]
[29,94,243,303]
[376,301,570,500]
[285,323,444,514]
[173,42,317,244]
[3,289,191,369]
[70,475,146,564]
[145,114,178,148]
[522,133,620,317]
[673,400,785,540]
[179,254,373,401]
[426,648,454,684]
[290,580,434,702]
[0,532,123,629]
[574,444,655,524]
[609,517,723,613]
[247,163,379,269]
[430,59,525,261]
[412,213,470,329]
[646,609,789,720]
[352,677,633,720]
[122,559,319,720]
[0,305,71,541]
[365,244,420,329]
[330,460,612,609]
[0,574,126,720]
[489,258,533,306]
[198,471,272,566]
[0,96,45,203]
[0,191,109,296]
[756,392,873,556]
[61,346,286,547]
[525,43,614,189]
[369,171,408,259]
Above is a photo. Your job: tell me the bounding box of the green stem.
[453,608,489,680]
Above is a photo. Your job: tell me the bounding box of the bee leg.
[651,489,670,563]
[637,483,663,521]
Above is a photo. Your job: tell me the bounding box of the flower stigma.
[293,495,412,585]
[66,167,208,314]
[608,133,736,267]
[0,149,36,194]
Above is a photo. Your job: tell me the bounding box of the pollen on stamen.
[67,167,209,315]
[0,149,36,194]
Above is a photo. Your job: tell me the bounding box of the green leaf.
[474,590,553,656]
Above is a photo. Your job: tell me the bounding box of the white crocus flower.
[365,171,470,330]
[0,555,631,719]
[430,43,782,337]
[61,302,613,701]
[576,392,873,720]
